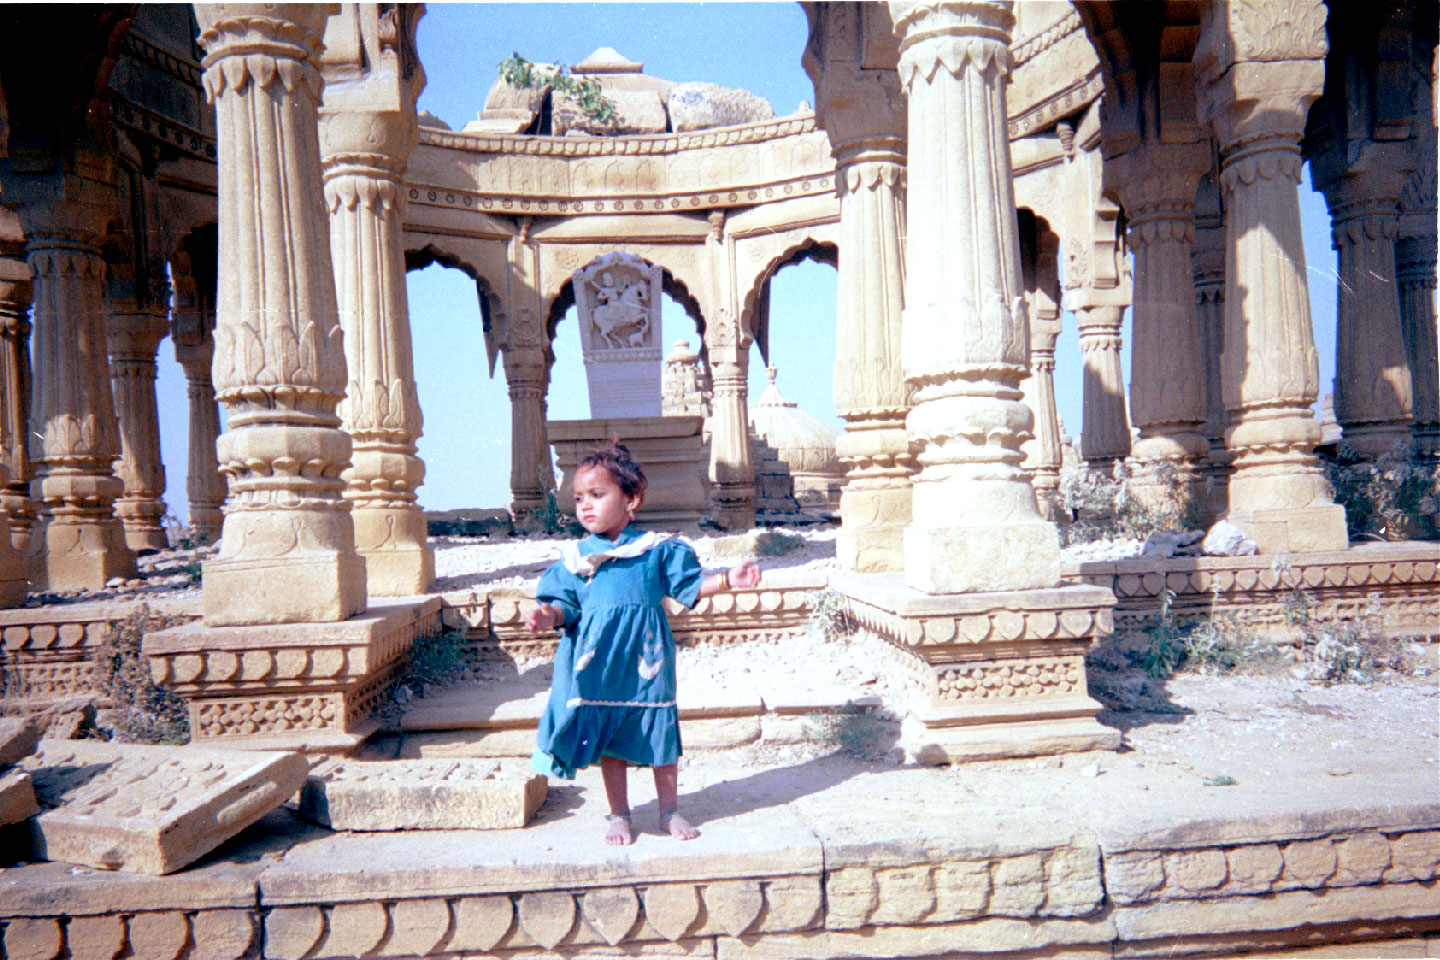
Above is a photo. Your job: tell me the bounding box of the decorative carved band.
[418,114,819,157]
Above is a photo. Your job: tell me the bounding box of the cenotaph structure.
[548,252,708,530]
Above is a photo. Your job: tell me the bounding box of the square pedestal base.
[144,597,441,752]
[357,545,436,598]
[34,520,135,593]
[1226,503,1349,554]
[835,573,1118,764]
[202,553,367,626]
[904,520,1060,594]
[549,416,708,530]
[837,521,907,574]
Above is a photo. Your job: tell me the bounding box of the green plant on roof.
[499,52,616,123]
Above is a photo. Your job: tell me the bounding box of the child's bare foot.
[659,811,699,841]
[605,813,633,846]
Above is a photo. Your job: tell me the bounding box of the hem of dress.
[566,697,677,708]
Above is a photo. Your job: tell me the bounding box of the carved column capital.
[891,1,1014,88]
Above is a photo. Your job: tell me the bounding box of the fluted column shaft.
[1021,319,1062,518]
[1325,176,1414,456]
[1114,150,1212,509]
[197,4,365,625]
[106,308,170,553]
[21,198,137,591]
[1199,9,1348,552]
[891,0,1058,594]
[0,263,35,552]
[322,117,433,596]
[175,338,225,542]
[1397,235,1439,454]
[833,139,914,571]
[1193,215,1231,521]
[503,345,550,516]
[1074,302,1130,465]
[707,352,755,528]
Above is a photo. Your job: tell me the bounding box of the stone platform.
[144,597,443,752]
[1071,541,1440,643]
[1,667,1436,959]
[837,573,1121,763]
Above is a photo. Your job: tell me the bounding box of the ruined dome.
[474,48,775,137]
[748,366,842,512]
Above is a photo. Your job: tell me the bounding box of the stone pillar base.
[837,573,1118,764]
[144,596,441,753]
[34,520,135,593]
[837,519,906,574]
[202,554,368,627]
[353,508,434,597]
[1226,503,1349,554]
[115,499,170,554]
[901,713,1121,764]
[904,520,1060,595]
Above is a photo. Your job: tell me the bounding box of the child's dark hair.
[578,441,648,501]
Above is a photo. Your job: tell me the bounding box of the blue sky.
[152,3,1345,521]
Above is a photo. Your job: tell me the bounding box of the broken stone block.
[0,768,39,826]
[0,716,40,766]
[22,739,309,875]
[667,81,774,131]
[298,758,547,831]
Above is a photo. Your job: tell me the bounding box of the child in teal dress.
[526,442,761,845]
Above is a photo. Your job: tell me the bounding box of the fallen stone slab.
[299,758,546,831]
[0,715,40,765]
[0,768,39,826]
[21,739,309,875]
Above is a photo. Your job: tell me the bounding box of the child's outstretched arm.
[526,602,565,632]
[697,559,761,598]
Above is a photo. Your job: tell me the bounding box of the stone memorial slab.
[298,758,547,831]
[573,251,664,418]
[0,768,39,826]
[0,716,40,766]
[21,739,309,875]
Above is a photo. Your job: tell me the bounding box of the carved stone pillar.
[174,337,225,543]
[320,6,431,597]
[891,0,1058,593]
[1073,299,1131,466]
[322,137,432,596]
[1397,233,1438,455]
[197,4,366,624]
[705,212,754,530]
[0,255,36,552]
[707,350,755,530]
[19,187,136,591]
[833,143,914,570]
[1193,168,1231,522]
[1021,310,1063,521]
[106,306,171,553]
[1197,0,1348,553]
[1111,146,1212,512]
[808,2,915,572]
[503,344,550,517]
[1322,173,1414,457]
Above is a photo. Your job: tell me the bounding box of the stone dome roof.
[748,365,840,476]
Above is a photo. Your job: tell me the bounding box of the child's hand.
[728,560,762,589]
[527,602,563,632]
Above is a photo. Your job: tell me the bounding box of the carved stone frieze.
[1106,829,1440,906]
[1072,542,1440,642]
[144,596,441,747]
[838,573,1118,762]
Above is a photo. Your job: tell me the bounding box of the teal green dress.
[531,526,703,779]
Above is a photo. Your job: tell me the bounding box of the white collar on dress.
[562,530,672,577]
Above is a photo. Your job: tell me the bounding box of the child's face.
[574,465,642,540]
